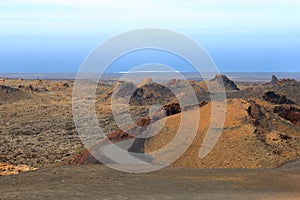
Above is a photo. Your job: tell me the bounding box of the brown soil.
[145,99,300,168]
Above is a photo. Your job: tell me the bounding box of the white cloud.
[4,0,300,8]
[0,0,299,35]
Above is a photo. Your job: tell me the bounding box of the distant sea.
[1,72,300,82]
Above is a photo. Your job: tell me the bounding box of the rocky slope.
[145,99,300,168]
[0,85,30,103]
[64,98,300,168]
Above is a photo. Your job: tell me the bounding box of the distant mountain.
[210,74,240,91]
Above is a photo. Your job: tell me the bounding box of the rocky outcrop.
[263,91,294,104]
[261,78,300,105]
[278,78,298,86]
[247,100,269,131]
[271,75,279,85]
[247,100,300,156]
[0,85,30,103]
[210,74,240,91]
[273,106,300,127]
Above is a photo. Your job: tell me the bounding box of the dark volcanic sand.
[0,163,299,200]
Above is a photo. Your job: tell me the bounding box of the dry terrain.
[0,75,299,199]
[0,163,299,200]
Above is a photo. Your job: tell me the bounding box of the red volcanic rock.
[163,103,181,116]
[274,106,300,127]
[0,163,36,176]
[136,117,151,127]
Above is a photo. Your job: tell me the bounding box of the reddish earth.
[274,106,300,127]
[0,163,36,176]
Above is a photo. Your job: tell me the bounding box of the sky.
[0,0,300,73]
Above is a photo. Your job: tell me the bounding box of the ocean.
[1,72,300,82]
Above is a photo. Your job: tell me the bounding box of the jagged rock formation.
[210,74,240,91]
[247,99,300,156]
[273,105,300,127]
[263,91,294,104]
[265,79,300,105]
[271,75,279,84]
[237,76,300,105]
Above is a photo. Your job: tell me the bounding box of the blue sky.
[0,0,299,73]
